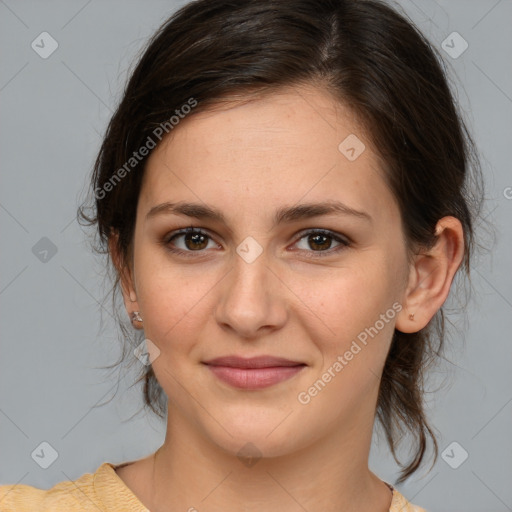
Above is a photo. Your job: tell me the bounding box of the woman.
[0,0,485,510]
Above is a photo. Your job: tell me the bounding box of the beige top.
[0,462,427,511]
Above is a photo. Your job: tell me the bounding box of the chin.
[201,412,311,461]
[213,432,297,461]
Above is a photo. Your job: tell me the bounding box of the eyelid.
[164,226,220,250]
[290,228,351,255]
[293,228,351,245]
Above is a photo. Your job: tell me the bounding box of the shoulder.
[0,462,134,512]
[390,487,427,512]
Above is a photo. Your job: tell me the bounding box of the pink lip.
[203,355,306,389]
[204,355,304,368]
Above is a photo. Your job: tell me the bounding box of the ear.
[395,216,465,333]
[108,230,142,329]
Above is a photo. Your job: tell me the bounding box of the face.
[122,85,411,458]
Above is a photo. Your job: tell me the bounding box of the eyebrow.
[145,200,372,226]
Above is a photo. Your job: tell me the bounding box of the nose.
[214,248,288,339]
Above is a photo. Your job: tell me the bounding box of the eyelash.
[162,226,352,259]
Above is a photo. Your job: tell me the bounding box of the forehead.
[140,85,397,227]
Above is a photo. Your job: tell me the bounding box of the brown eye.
[166,227,217,253]
[294,229,350,256]
[307,233,332,251]
[183,231,209,250]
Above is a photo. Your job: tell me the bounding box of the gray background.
[0,1,511,511]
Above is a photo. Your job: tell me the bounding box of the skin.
[110,84,464,512]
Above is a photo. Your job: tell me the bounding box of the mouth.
[203,355,305,369]
[203,355,307,389]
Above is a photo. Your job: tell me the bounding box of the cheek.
[136,267,214,403]
[299,260,398,373]
[307,261,392,330]
[134,249,219,351]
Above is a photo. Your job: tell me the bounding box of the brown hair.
[78,0,488,483]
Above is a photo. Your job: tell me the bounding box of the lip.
[203,355,306,390]
[203,355,305,368]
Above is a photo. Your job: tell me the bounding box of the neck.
[148,404,392,512]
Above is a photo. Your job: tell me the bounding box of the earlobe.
[108,231,142,329]
[395,216,465,334]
